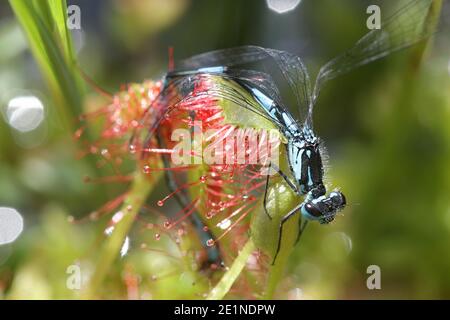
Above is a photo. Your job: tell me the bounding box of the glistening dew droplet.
[120,236,130,257]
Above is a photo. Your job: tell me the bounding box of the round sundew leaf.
[250,149,302,261]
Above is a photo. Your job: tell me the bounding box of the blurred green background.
[0,0,449,299]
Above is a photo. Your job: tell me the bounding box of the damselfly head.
[301,190,346,224]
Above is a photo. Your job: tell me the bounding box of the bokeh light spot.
[0,207,24,245]
[266,0,301,14]
[7,95,45,132]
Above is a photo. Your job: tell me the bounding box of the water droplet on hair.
[101,148,109,157]
[154,233,161,241]
[217,219,231,230]
[74,128,83,139]
[112,211,124,224]
[206,239,215,247]
[143,165,151,174]
[120,236,130,257]
[157,200,164,207]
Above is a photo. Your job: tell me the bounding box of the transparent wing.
[179,46,270,70]
[262,49,313,127]
[179,46,313,127]
[225,69,285,107]
[312,0,436,106]
[197,77,286,127]
[134,73,289,150]
[168,67,287,112]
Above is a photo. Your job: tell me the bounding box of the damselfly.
[132,0,437,265]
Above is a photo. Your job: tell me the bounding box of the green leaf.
[9,0,84,130]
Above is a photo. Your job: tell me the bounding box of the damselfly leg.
[263,162,300,221]
[272,202,303,265]
[296,220,309,245]
[272,190,345,265]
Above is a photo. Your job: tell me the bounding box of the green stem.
[206,240,255,300]
[82,171,161,299]
[264,252,289,299]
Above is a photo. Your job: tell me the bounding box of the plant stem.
[206,239,255,300]
[264,254,288,299]
[82,171,161,299]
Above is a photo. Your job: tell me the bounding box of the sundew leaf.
[177,74,300,288]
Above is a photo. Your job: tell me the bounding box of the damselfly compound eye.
[304,202,322,218]
[330,191,346,208]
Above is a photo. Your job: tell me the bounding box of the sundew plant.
[0,0,449,300]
